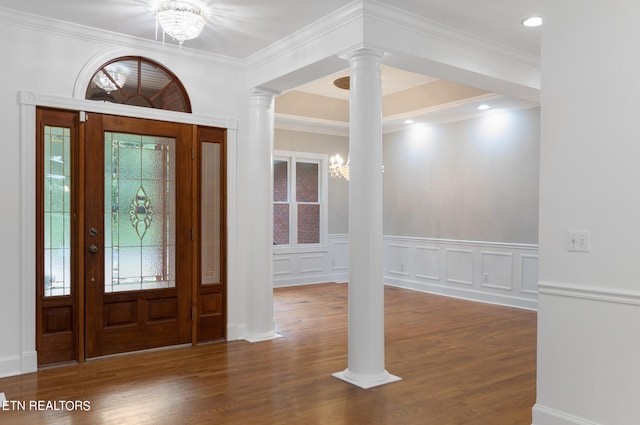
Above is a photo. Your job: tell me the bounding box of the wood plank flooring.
[0,283,537,424]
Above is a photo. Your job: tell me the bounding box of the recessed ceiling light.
[404,119,414,124]
[522,16,542,27]
[477,104,490,110]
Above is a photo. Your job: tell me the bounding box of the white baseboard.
[273,272,348,288]
[385,277,537,310]
[532,404,601,425]
[0,352,37,378]
[226,323,246,341]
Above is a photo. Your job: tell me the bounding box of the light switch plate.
[567,230,590,252]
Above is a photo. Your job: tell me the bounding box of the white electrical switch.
[567,230,590,252]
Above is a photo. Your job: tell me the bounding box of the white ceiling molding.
[0,6,244,70]
[276,96,539,137]
[244,0,539,102]
[244,1,363,72]
[364,0,540,69]
[275,113,349,137]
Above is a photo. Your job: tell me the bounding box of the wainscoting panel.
[480,251,513,291]
[521,254,539,295]
[415,245,440,281]
[273,234,349,287]
[388,243,411,276]
[299,255,324,274]
[446,248,474,286]
[273,256,293,277]
[274,235,538,309]
[384,236,538,310]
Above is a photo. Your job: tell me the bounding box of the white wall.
[534,1,640,424]
[0,11,248,377]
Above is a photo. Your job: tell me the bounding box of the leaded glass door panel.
[85,114,192,358]
[36,108,79,366]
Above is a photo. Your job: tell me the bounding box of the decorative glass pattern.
[104,132,176,293]
[43,126,72,297]
[129,186,154,239]
[201,143,221,284]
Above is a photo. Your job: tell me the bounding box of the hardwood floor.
[0,283,537,424]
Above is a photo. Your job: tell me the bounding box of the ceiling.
[0,0,541,58]
[0,0,541,129]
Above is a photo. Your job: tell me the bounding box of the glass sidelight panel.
[43,126,72,297]
[201,143,221,285]
[104,132,176,293]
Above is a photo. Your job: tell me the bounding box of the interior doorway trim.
[18,90,238,374]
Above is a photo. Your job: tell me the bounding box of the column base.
[243,330,282,343]
[332,369,402,389]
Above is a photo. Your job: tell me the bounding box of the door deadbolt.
[89,227,98,237]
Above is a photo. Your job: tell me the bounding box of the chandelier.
[329,154,350,180]
[93,63,128,94]
[154,0,208,47]
[329,153,385,181]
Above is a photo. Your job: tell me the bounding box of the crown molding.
[244,1,364,72]
[383,93,538,129]
[0,6,244,70]
[276,94,539,136]
[245,0,539,81]
[1,1,540,80]
[275,113,349,137]
[363,0,540,70]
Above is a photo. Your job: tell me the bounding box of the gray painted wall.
[274,106,540,244]
[383,107,540,243]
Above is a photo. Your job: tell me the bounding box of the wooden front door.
[84,113,193,358]
[36,109,227,365]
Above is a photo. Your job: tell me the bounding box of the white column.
[244,89,280,342]
[333,48,401,388]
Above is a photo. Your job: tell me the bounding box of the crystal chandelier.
[154,0,208,47]
[329,154,350,181]
[93,63,128,94]
[329,154,385,181]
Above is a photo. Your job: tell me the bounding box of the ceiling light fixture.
[333,76,350,90]
[477,104,490,110]
[404,119,415,124]
[154,0,208,47]
[522,16,542,27]
[329,154,350,181]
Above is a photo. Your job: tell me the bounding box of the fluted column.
[333,48,401,388]
[244,89,280,342]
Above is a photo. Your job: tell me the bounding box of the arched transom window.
[86,56,191,113]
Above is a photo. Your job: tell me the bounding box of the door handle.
[88,244,99,254]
